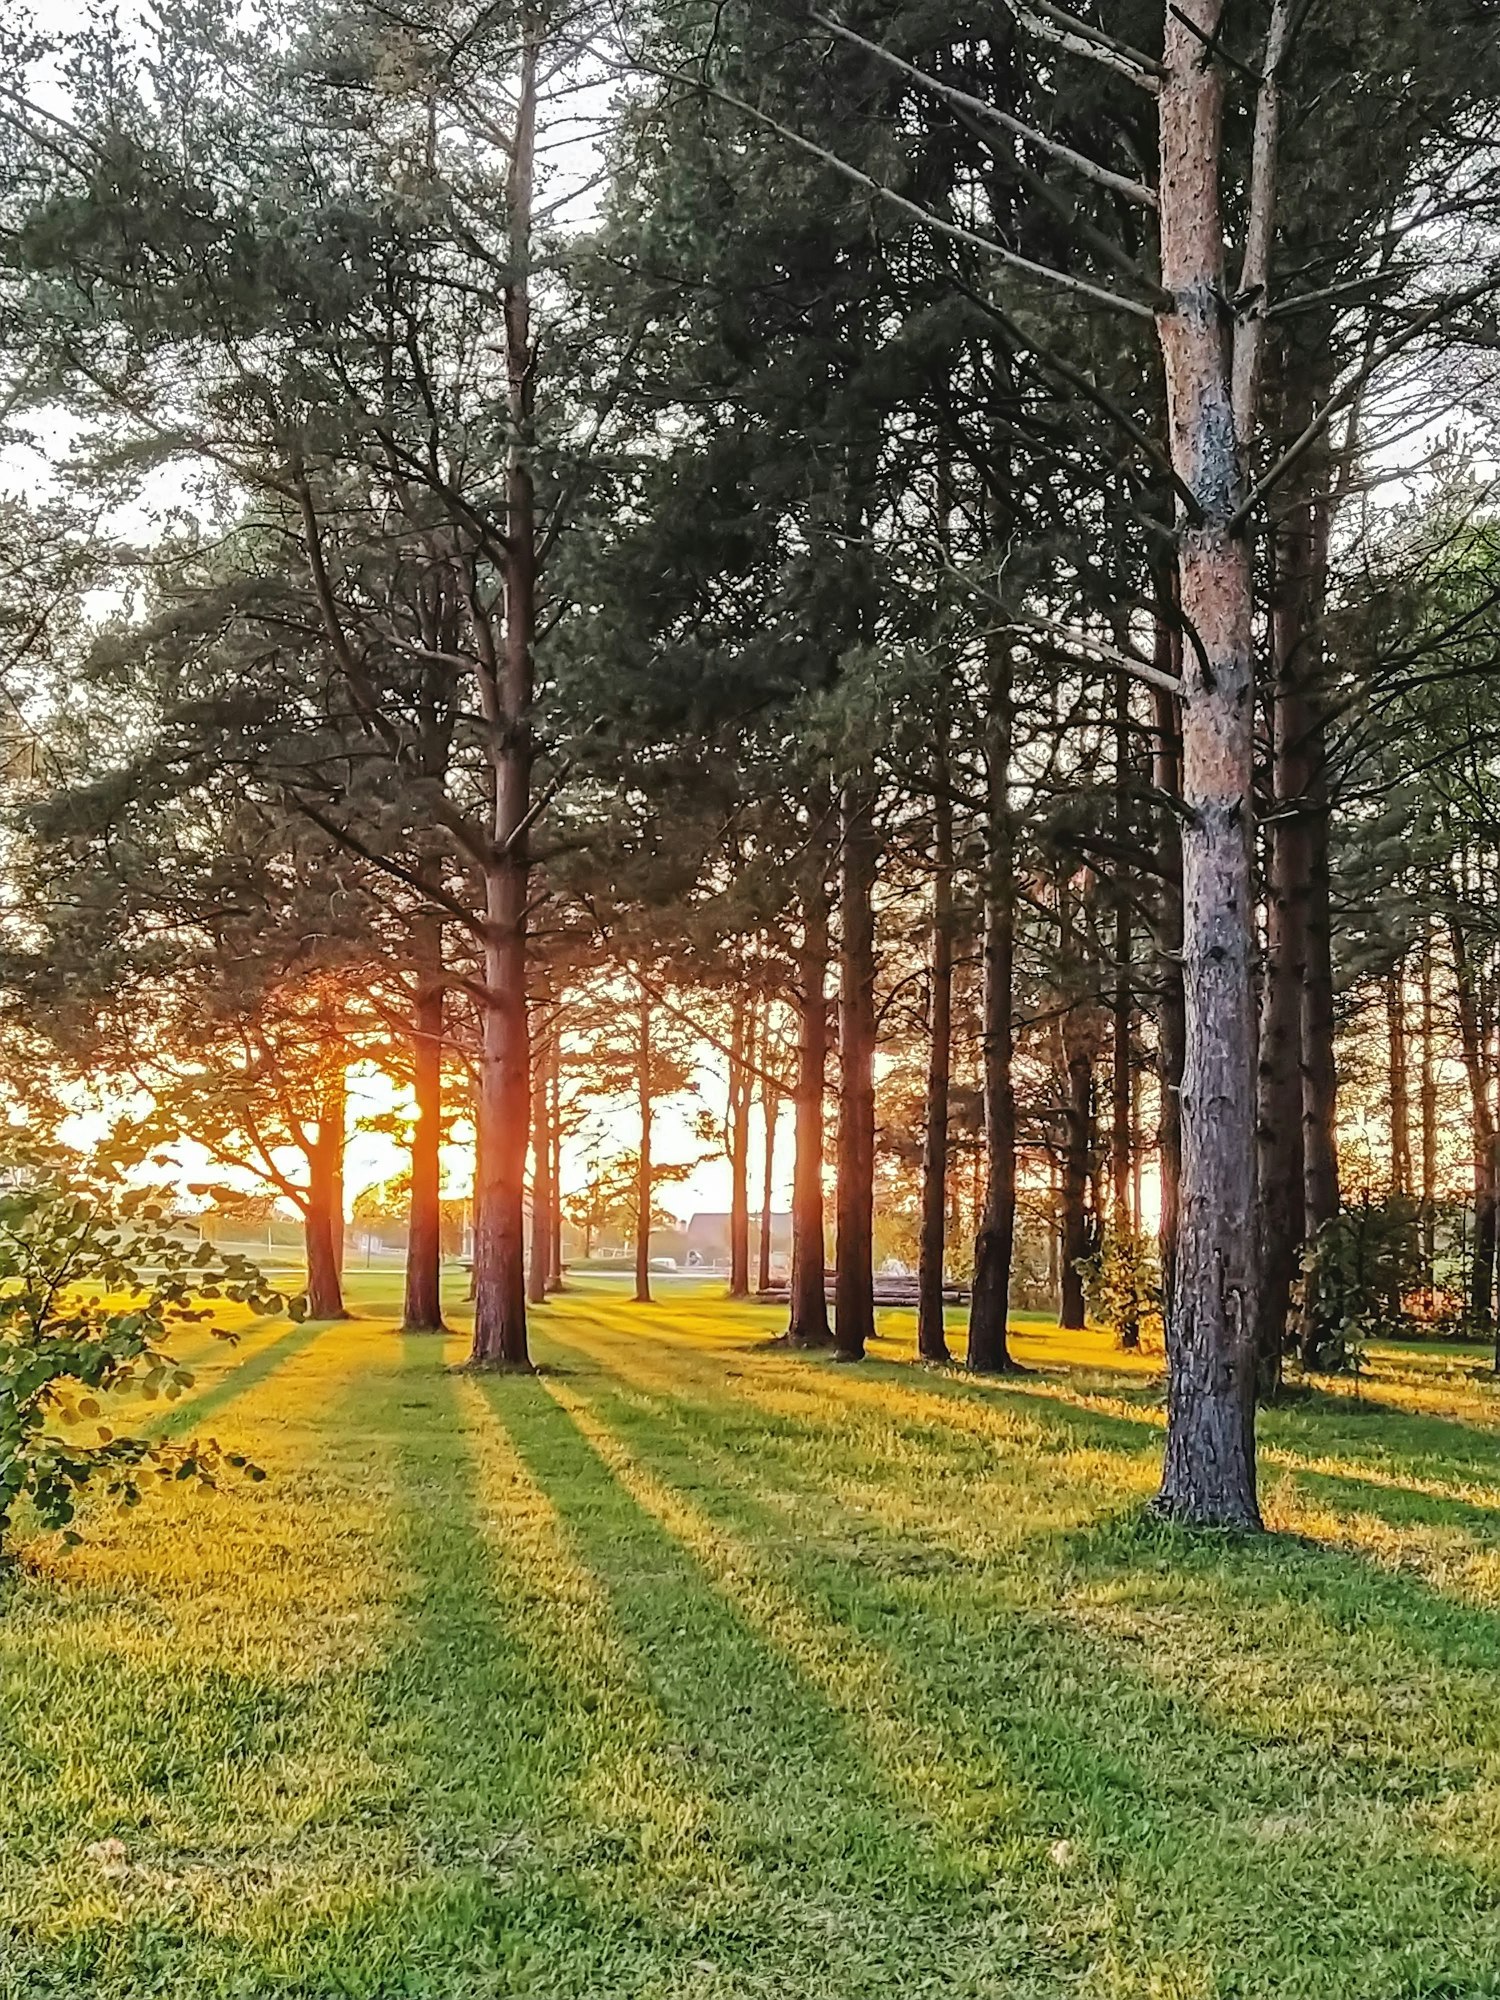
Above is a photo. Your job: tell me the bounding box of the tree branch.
[811,12,1158,208]
[650,66,1157,320]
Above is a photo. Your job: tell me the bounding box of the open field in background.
[4,1280,1500,1997]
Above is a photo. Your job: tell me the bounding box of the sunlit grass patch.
[3,1275,1500,1995]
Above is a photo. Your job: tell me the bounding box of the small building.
[684,1211,792,1268]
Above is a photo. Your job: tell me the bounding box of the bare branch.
[1000,613,1186,698]
[1005,1,1163,92]
[1230,276,1500,531]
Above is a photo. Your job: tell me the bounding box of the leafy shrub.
[1296,1196,1423,1374]
[1082,1230,1164,1350]
[0,1140,274,1549]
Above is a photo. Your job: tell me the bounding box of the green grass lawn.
[5,1280,1500,1997]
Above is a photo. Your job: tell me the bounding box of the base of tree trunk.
[966,1355,1026,1376]
[400,1318,449,1335]
[830,1347,866,1364]
[1148,1491,1261,1533]
[455,1356,536,1376]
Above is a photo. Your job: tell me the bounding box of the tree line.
[1,0,1500,1531]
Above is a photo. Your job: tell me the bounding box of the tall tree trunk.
[1058,1014,1093,1332]
[547,1032,564,1291]
[305,1064,347,1321]
[1388,962,1412,1197]
[788,879,832,1348]
[527,1018,552,1307]
[403,936,446,1332]
[727,994,754,1298]
[635,984,653,1305]
[1301,551,1340,1239]
[917,743,954,1364]
[1420,923,1437,1290]
[834,783,877,1361]
[1450,914,1496,1339]
[331,1126,345,1282]
[1152,669,1185,1324]
[468,26,539,1371]
[1153,0,1264,1528]
[967,638,1020,1373]
[1111,668,1139,1348]
[1255,489,1314,1399]
[758,1059,780,1296]
[1056,1008,1096,1336]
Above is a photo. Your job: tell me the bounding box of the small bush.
[1296,1196,1423,1374]
[0,1138,274,1550]
[1082,1230,1164,1351]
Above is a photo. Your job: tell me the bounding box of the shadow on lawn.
[558,1292,1500,1562]
[536,1315,1500,1769]
[549,1293,1165,1463]
[374,1355,1082,1996]
[470,1370,994,1894]
[510,1339,1242,1799]
[489,1334,1500,1998]
[152,1314,330,1438]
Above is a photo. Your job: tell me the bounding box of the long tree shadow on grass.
[152,1314,329,1438]
[558,1294,1500,1554]
[1263,1392,1500,1502]
[549,1294,1166,1463]
[519,1321,1500,1996]
[37,1347,722,2000]
[340,1359,732,1998]
[343,1353,1082,1999]
[0,1319,383,2000]
[462,1368,1108,1997]
[549,1312,1500,1681]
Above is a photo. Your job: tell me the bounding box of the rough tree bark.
[834,782,878,1361]
[1151,667,1185,1323]
[403,925,446,1332]
[1387,962,1412,1197]
[1058,1009,1095,1333]
[1152,0,1277,1529]
[468,20,539,1371]
[967,637,1020,1373]
[634,984,654,1306]
[1450,912,1496,1336]
[1420,922,1437,1289]
[727,994,754,1298]
[1298,463,1340,1250]
[1111,671,1139,1348]
[547,1033,564,1291]
[1255,482,1315,1398]
[305,1064,348,1322]
[917,737,955,1364]
[527,1017,553,1307]
[758,1059,780,1296]
[788,874,833,1349]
